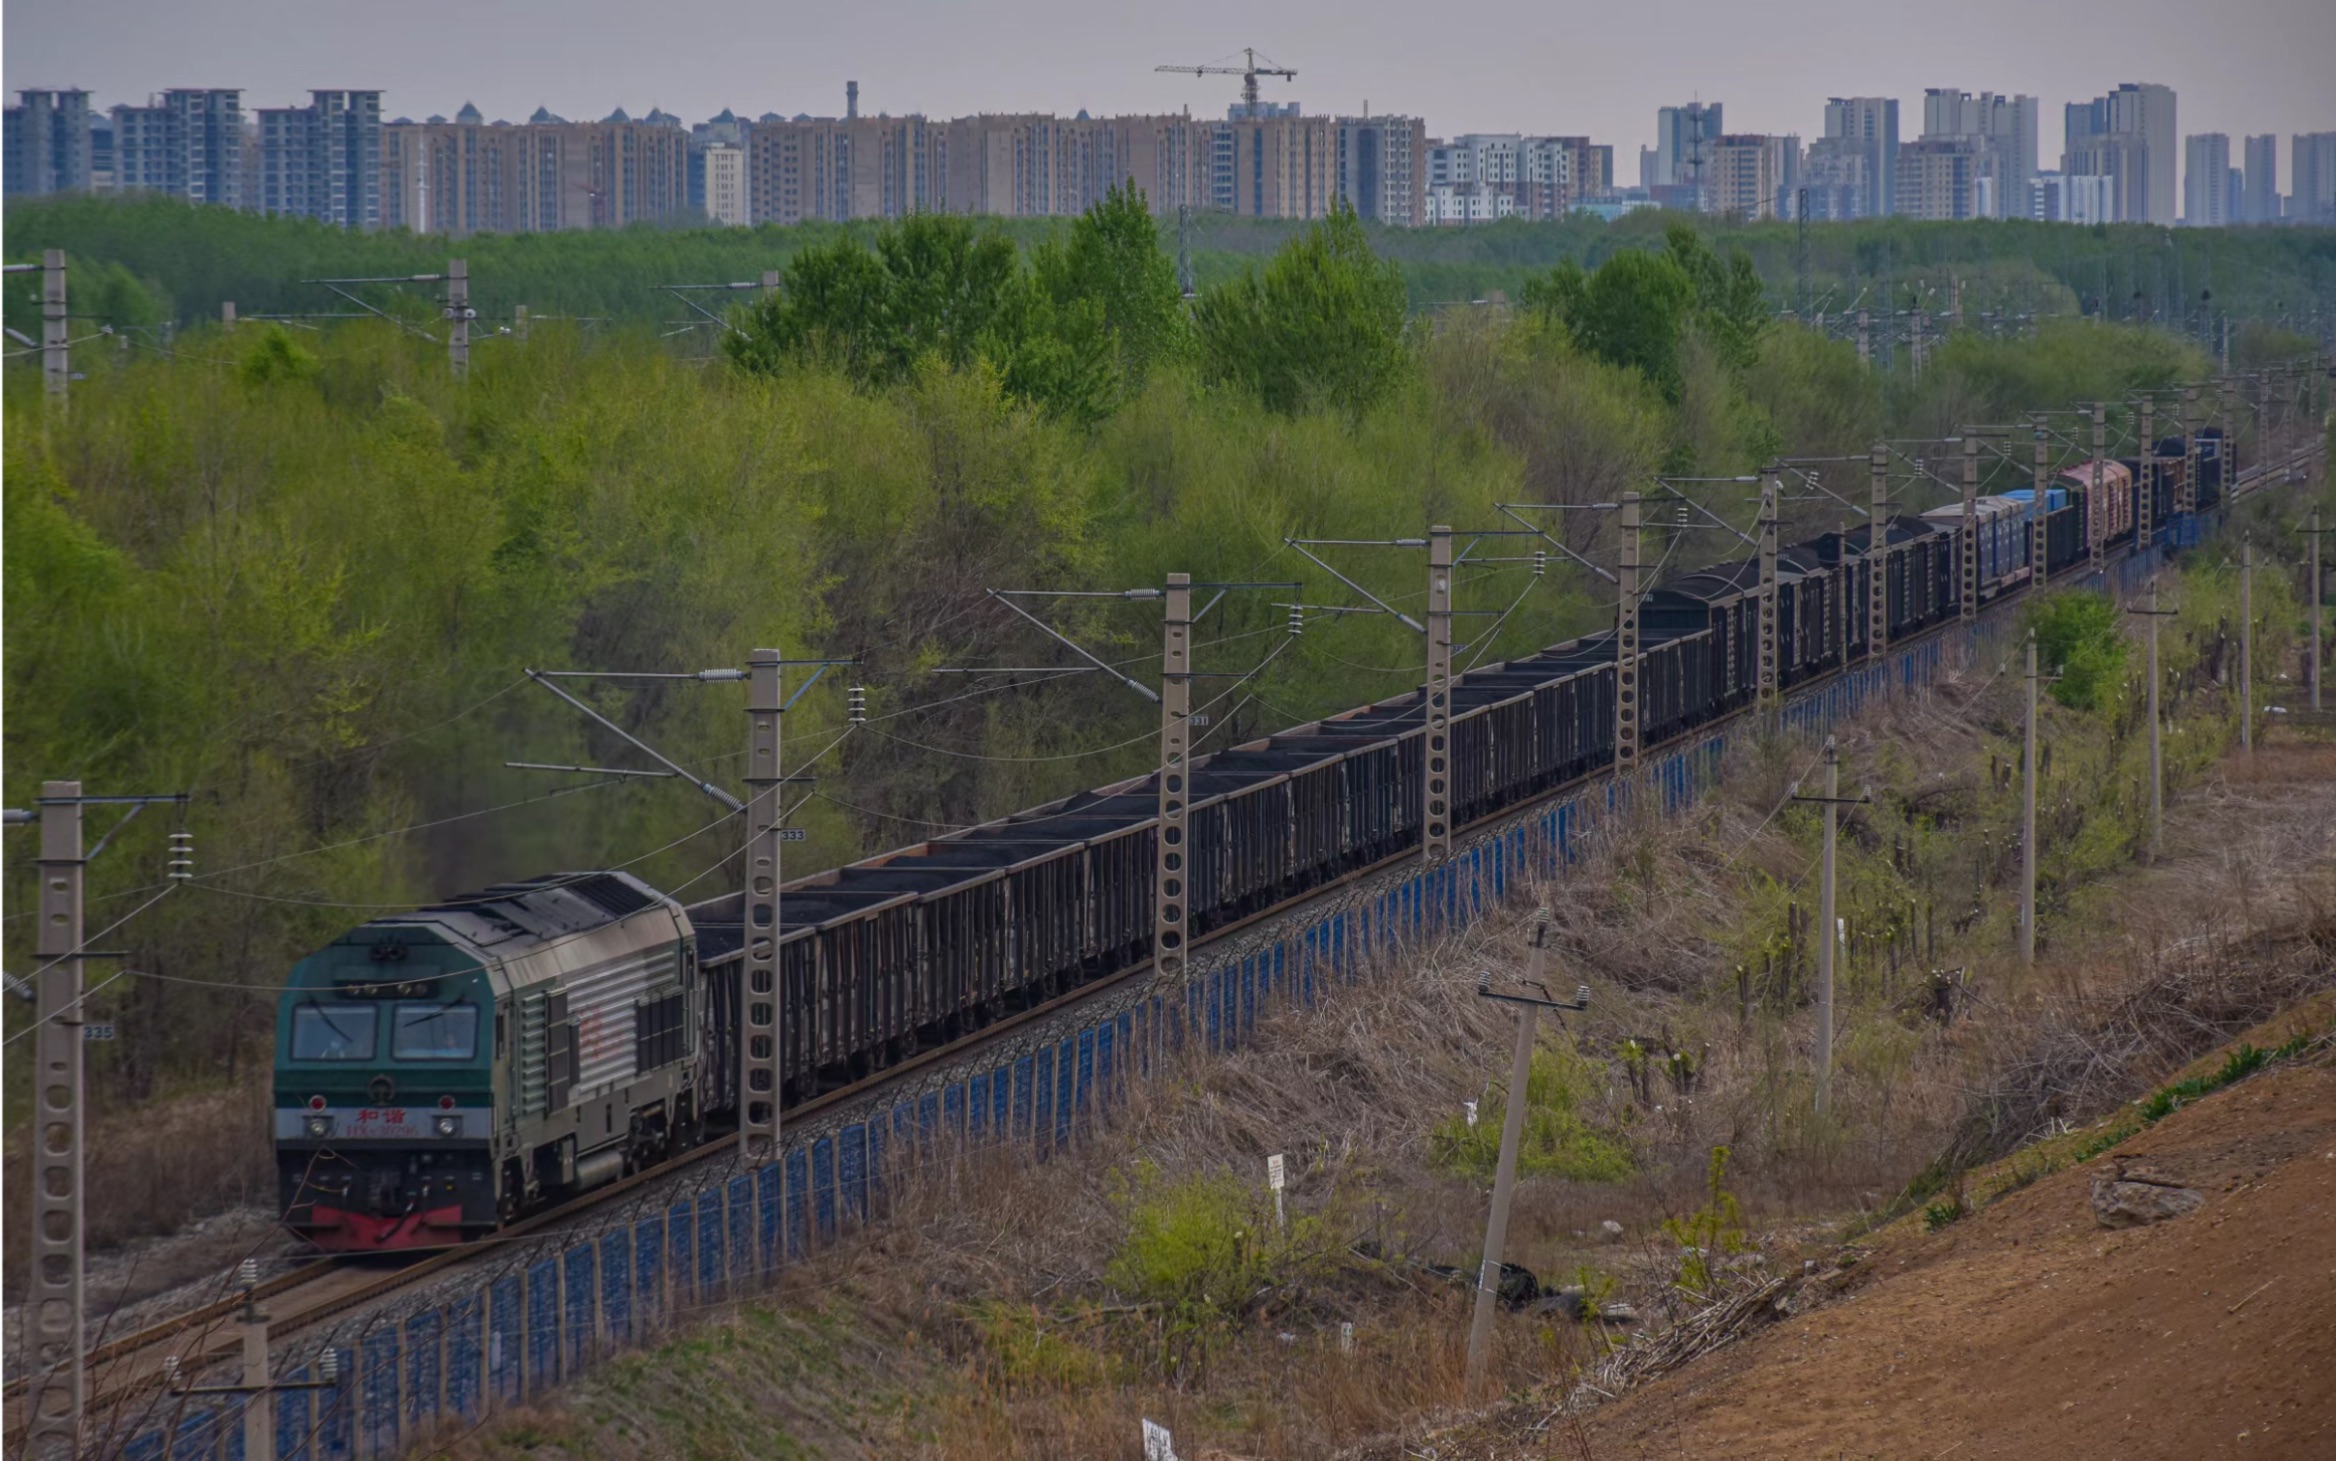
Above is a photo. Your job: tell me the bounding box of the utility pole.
[1464,912,1586,1398]
[2310,510,2325,714]
[2240,537,2254,754]
[1790,740,1864,1114]
[1869,444,1889,659]
[1960,434,1979,620]
[2129,584,2178,860]
[1426,528,1455,858]
[2022,632,2040,966]
[446,257,471,380]
[514,304,529,343]
[1758,473,1780,716]
[44,248,70,400]
[221,299,237,330]
[1616,499,1643,772]
[1157,574,1194,976]
[1817,739,1838,1113]
[739,649,783,1159]
[1856,308,1871,366]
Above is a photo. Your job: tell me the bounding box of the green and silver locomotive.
[273,873,716,1250]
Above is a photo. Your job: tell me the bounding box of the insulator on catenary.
[168,829,194,881]
[1288,604,1305,637]
[1533,549,1548,578]
[847,686,867,725]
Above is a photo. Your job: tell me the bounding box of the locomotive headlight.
[305,1114,333,1139]
[434,1114,461,1138]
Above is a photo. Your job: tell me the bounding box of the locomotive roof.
[376,871,682,956]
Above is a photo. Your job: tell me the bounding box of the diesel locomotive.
[276,436,2236,1250]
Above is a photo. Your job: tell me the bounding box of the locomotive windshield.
[390,1002,479,1060]
[290,1002,378,1060]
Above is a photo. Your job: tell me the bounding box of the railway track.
[12,433,2323,1443]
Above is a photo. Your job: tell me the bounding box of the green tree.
[1192,199,1409,415]
[1033,181,1187,387]
[1523,248,1696,399]
[1664,223,1770,369]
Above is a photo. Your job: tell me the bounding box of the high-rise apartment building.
[1335,114,1427,226]
[2182,133,2232,226]
[5,88,96,196]
[1820,97,1897,217]
[383,106,687,233]
[1920,89,2036,218]
[109,89,245,206]
[257,90,382,228]
[2063,83,2174,224]
[1799,136,1870,220]
[2029,171,2115,225]
[1708,133,1798,220]
[1895,137,1982,220]
[2294,133,2336,225]
[701,142,746,225]
[2242,134,2279,223]
[1644,101,1722,196]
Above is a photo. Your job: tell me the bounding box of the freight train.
[274,435,2235,1250]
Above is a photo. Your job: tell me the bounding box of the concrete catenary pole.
[1615,499,1643,771]
[1815,738,1839,1114]
[2022,632,2039,966]
[2030,422,2051,593]
[738,649,784,1159]
[1425,529,1455,859]
[1758,474,1779,715]
[2313,509,2325,715]
[2090,405,2108,578]
[2180,386,2200,516]
[446,257,471,380]
[2145,583,2166,858]
[26,780,86,1458]
[2137,394,2156,554]
[1869,444,1889,659]
[1960,435,1979,620]
[1464,909,1552,1395]
[43,248,69,400]
[1157,574,1194,976]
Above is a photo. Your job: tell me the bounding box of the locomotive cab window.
[290,1002,379,1061]
[391,1002,480,1060]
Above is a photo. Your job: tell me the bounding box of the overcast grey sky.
[8,0,2333,170]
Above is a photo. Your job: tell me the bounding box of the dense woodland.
[2,193,2324,1116]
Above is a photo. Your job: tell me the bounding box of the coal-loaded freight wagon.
[274,435,2239,1250]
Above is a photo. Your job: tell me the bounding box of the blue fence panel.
[1242,955,1258,1037]
[992,1064,1013,1138]
[1027,1042,1055,1145]
[840,1122,869,1223]
[525,1256,560,1394]
[867,1118,888,1209]
[892,1099,915,1162]
[122,1429,166,1461]
[756,1161,782,1272]
[489,1274,524,1407]
[1015,1053,1038,1140]
[1075,1027,1095,1125]
[360,1328,400,1456]
[785,1146,810,1259]
[668,1197,694,1307]
[404,1308,442,1437]
[601,1229,633,1346]
[812,1135,838,1241]
[730,1174,755,1284]
[445,1292,483,1427]
[314,1369,355,1461]
[1053,1039,1075,1148]
[917,1090,940,1149]
[564,1243,596,1374]
[169,1408,222,1461]
[272,1367,314,1460]
[697,1188,725,1294]
[1097,1018,1117,1111]
[636,1216,665,1333]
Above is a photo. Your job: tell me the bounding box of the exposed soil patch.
[1572,1056,2336,1460]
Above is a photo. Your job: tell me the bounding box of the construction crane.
[1156,47,1296,114]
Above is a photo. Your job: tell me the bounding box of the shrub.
[2027,592,2127,712]
[1660,1146,1748,1300]
[1104,1163,1343,1369]
[1431,1044,1633,1184]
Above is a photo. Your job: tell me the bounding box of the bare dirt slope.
[1578,1054,2336,1460]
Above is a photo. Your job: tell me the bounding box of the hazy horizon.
[8,0,2334,185]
